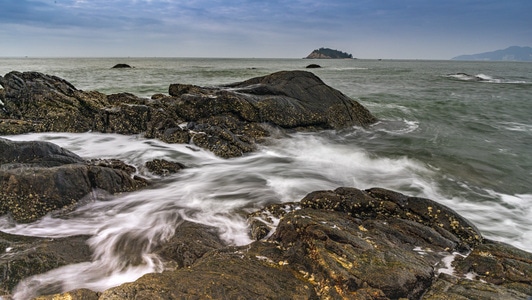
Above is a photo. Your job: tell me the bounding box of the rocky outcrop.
[0,138,148,223]
[35,187,531,300]
[0,70,377,158]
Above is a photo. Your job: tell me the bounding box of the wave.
[446,73,530,84]
[498,121,532,133]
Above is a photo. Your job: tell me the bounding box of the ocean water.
[1,58,531,298]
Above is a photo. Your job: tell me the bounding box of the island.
[305,47,353,59]
[452,46,532,62]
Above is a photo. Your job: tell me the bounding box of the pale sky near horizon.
[1,0,531,59]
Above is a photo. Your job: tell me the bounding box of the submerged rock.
[306,64,322,68]
[0,232,91,296]
[0,70,377,158]
[112,64,133,69]
[144,159,185,176]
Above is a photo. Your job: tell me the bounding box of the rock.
[0,137,83,168]
[0,138,148,223]
[0,231,91,296]
[99,242,318,300]
[306,64,322,68]
[112,64,133,69]
[154,221,226,268]
[0,70,376,158]
[0,71,109,134]
[75,187,532,299]
[33,288,100,300]
[144,159,185,176]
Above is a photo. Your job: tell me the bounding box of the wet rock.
[100,242,318,300]
[0,137,83,168]
[0,231,91,296]
[222,70,377,129]
[0,138,148,223]
[144,159,185,176]
[451,240,532,295]
[306,64,322,68]
[247,187,528,299]
[1,70,376,158]
[33,288,100,300]
[0,71,109,133]
[154,221,226,268]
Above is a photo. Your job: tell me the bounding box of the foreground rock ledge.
[0,138,148,223]
[30,187,532,300]
[0,70,377,158]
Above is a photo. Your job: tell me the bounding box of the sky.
[0,0,531,59]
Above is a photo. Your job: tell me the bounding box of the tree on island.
[306,47,353,59]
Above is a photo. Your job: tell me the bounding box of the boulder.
[0,71,109,134]
[0,138,148,223]
[221,70,377,129]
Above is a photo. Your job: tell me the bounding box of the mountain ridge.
[452,46,532,61]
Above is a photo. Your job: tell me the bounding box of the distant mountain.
[306,48,353,59]
[452,46,532,61]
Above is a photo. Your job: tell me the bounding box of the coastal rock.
[0,71,109,134]
[221,70,377,129]
[58,187,530,300]
[0,70,377,158]
[0,232,91,296]
[154,221,226,268]
[0,138,148,223]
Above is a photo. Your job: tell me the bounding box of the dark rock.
[222,70,377,129]
[0,71,109,134]
[145,159,185,176]
[0,138,148,223]
[0,138,83,168]
[154,221,226,268]
[0,70,376,158]
[306,64,322,68]
[112,64,133,69]
[0,231,91,295]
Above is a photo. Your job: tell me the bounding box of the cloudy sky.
[1,0,531,59]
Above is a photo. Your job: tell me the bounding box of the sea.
[0,57,531,298]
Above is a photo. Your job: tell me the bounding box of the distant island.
[305,47,353,59]
[452,46,532,62]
